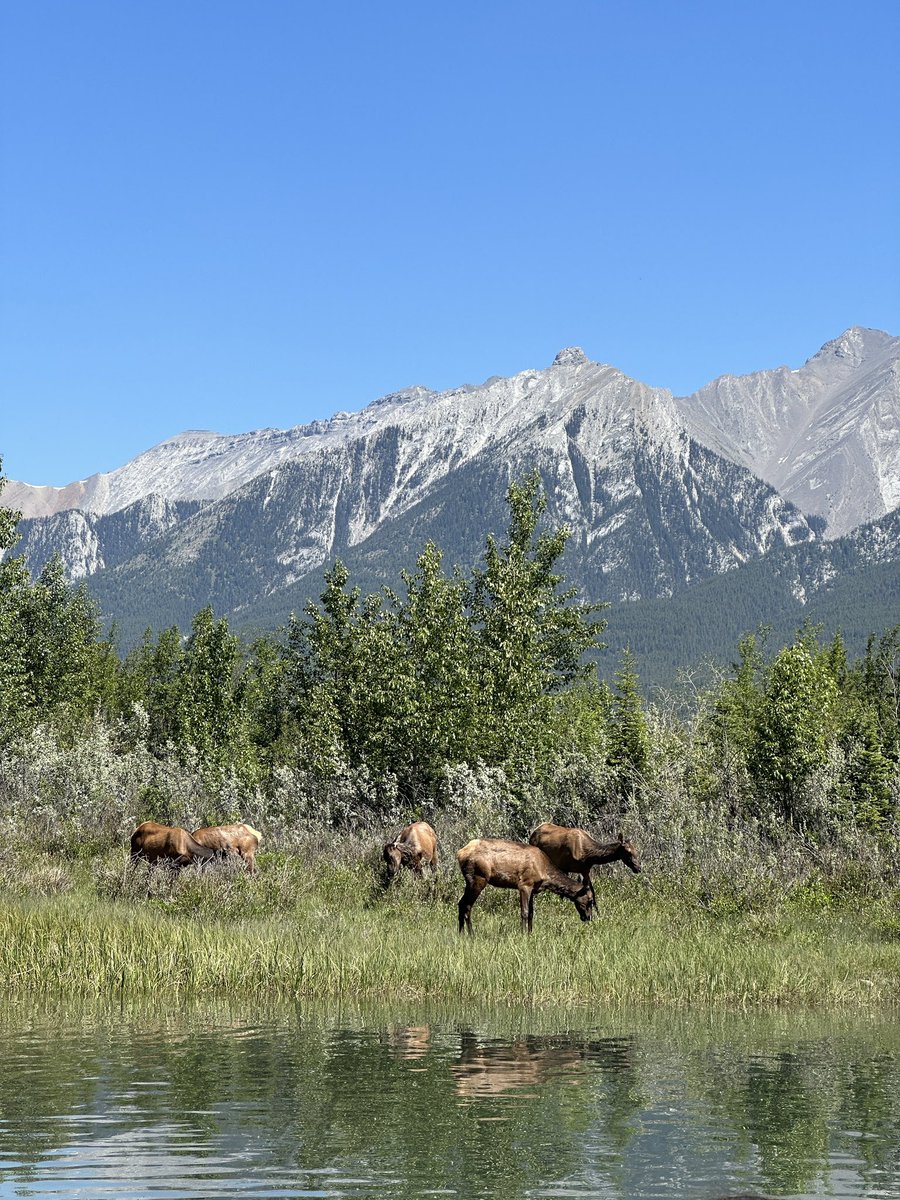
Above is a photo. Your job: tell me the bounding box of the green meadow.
[4,842,899,1009]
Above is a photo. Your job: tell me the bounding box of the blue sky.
[2,0,898,486]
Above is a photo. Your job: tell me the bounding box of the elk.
[456,838,594,934]
[529,823,641,900]
[129,821,218,868]
[382,820,438,881]
[191,822,262,873]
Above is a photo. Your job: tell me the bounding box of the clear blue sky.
[2,0,898,486]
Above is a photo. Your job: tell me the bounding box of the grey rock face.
[9,328,899,542]
[8,496,203,581]
[675,326,900,537]
[552,346,590,367]
[81,376,822,645]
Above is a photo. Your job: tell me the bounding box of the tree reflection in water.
[0,1001,897,1199]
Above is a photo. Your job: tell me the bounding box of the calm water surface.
[0,1001,898,1199]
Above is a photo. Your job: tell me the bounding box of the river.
[0,1001,897,1198]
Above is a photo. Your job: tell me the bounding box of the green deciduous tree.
[748,636,839,826]
[175,606,245,777]
[467,469,607,766]
[0,460,29,737]
[121,626,185,754]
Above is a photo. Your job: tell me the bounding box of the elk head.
[573,883,595,922]
[616,832,641,874]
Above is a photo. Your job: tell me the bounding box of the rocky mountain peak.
[10,326,899,649]
[552,347,589,367]
[9,328,898,552]
[807,326,894,369]
[362,385,434,412]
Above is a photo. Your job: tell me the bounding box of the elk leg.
[581,874,596,907]
[458,878,485,935]
[519,887,536,934]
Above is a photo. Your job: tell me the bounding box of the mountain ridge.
[8,327,898,542]
[4,328,898,664]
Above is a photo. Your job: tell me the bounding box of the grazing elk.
[383,820,438,881]
[129,821,218,868]
[529,823,641,901]
[192,822,262,874]
[456,838,594,934]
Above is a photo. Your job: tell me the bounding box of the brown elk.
[456,838,594,934]
[129,821,218,868]
[383,820,438,880]
[192,822,262,873]
[529,823,641,900]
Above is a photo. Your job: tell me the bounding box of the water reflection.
[387,1023,432,1060]
[451,1031,586,1097]
[0,1001,897,1199]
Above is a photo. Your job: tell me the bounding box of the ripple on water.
[0,1005,898,1200]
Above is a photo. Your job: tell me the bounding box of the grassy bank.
[2,843,900,1009]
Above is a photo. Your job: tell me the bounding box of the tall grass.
[1,845,899,1008]
[2,717,899,1010]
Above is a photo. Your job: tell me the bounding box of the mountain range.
[6,326,900,679]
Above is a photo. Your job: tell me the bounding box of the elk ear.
[617,830,625,844]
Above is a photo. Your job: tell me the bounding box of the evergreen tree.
[856,626,900,763]
[283,561,369,774]
[607,647,649,801]
[239,634,288,766]
[838,703,895,833]
[388,542,479,788]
